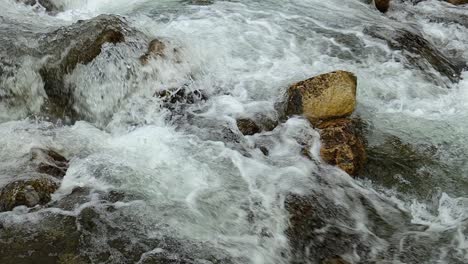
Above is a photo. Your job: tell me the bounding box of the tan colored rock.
[140,39,166,64]
[375,0,391,13]
[286,71,357,124]
[318,118,366,176]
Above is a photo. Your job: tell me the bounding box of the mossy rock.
[0,177,58,212]
[0,214,86,264]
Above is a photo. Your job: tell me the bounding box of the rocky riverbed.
[0,0,467,263]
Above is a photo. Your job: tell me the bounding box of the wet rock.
[157,86,207,106]
[16,0,61,12]
[0,198,236,264]
[139,250,233,264]
[187,0,214,5]
[285,71,357,124]
[322,257,351,264]
[317,118,366,176]
[446,0,468,5]
[285,194,372,263]
[0,214,87,264]
[31,148,69,178]
[0,177,58,211]
[361,136,460,197]
[364,26,465,84]
[375,0,391,13]
[140,39,166,64]
[38,15,129,119]
[49,187,92,210]
[236,113,279,136]
[236,118,261,136]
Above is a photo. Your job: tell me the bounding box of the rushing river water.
[0,0,468,263]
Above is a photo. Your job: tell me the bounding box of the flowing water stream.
[0,0,467,263]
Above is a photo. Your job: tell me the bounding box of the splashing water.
[0,0,467,263]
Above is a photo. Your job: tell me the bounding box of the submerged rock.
[361,136,465,197]
[157,87,207,106]
[236,118,261,136]
[16,0,61,12]
[285,71,357,124]
[0,148,68,212]
[322,257,351,264]
[0,203,236,264]
[365,26,465,84]
[140,39,167,64]
[318,118,366,176]
[0,214,86,264]
[0,177,58,212]
[236,116,278,136]
[37,14,144,120]
[285,194,373,263]
[31,148,69,178]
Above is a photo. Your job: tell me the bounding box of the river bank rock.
[318,118,367,176]
[285,71,357,124]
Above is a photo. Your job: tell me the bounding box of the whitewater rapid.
[0,0,467,263]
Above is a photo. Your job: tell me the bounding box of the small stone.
[259,146,269,156]
[140,39,166,64]
[375,0,391,13]
[236,118,261,136]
